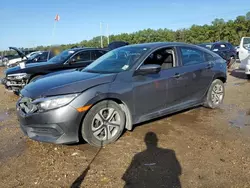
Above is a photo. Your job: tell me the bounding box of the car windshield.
[84,46,149,73]
[48,49,75,63]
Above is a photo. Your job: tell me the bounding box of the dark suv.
[2,48,107,93]
[198,42,237,68]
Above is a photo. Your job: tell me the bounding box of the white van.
[239,37,250,79]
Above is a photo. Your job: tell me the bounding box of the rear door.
[175,46,214,103]
[91,50,107,61]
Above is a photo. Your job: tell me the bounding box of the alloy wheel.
[91,108,121,141]
[211,84,224,105]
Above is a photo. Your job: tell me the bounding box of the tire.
[247,75,250,79]
[204,79,225,109]
[29,75,41,83]
[81,100,125,147]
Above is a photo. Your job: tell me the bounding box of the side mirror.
[136,64,161,75]
[34,58,38,62]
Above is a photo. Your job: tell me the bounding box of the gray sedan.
[17,42,227,146]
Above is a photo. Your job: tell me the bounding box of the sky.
[0,0,249,50]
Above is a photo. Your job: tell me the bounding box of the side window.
[220,44,229,50]
[91,50,106,60]
[180,47,205,66]
[143,48,175,70]
[37,52,49,62]
[204,52,214,62]
[72,51,91,63]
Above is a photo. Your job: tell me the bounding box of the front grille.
[19,97,38,114]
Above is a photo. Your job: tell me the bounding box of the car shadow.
[230,69,249,80]
[122,132,182,188]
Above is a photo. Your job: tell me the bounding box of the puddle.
[233,82,245,86]
[0,112,9,122]
[229,110,250,129]
[0,108,16,122]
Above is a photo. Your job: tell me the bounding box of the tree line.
[2,12,250,55]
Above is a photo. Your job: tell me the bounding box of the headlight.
[33,94,79,111]
[7,73,28,80]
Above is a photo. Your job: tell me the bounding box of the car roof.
[124,42,195,49]
[68,47,107,51]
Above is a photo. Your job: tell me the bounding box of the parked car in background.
[198,42,237,68]
[0,56,6,66]
[239,37,250,79]
[8,51,55,68]
[6,47,29,68]
[2,48,108,93]
[107,41,129,50]
[16,42,227,146]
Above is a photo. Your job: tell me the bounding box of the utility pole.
[106,24,110,45]
[100,22,103,48]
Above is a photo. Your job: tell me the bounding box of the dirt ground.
[1,67,250,188]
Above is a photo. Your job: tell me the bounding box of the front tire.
[81,100,125,147]
[204,79,225,109]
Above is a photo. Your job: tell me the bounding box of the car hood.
[9,47,27,59]
[5,61,50,75]
[21,70,116,99]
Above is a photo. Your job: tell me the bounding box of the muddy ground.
[0,67,250,188]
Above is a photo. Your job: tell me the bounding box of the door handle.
[174,73,181,78]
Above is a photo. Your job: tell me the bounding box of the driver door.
[132,47,178,120]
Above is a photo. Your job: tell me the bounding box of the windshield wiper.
[85,69,115,74]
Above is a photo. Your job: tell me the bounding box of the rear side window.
[180,47,205,66]
[73,51,91,63]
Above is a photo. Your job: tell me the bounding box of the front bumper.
[16,102,84,144]
[1,77,27,92]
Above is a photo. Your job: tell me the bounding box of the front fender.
[70,83,134,130]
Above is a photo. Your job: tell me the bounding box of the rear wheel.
[247,75,250,79]
[204,79,225,109]
[81,100,125,147]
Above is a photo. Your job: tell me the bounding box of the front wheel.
[81,100,125,147]
[204,79,225,109]
[247,75,250,79]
